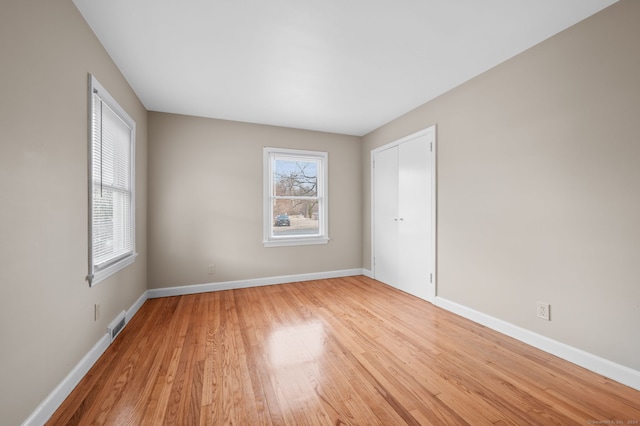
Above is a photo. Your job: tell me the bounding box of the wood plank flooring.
[48,276,640,425]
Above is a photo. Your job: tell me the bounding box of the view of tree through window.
[272,159,320,236]
[264,147,328,247]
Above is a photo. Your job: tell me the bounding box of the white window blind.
[87,75,136,286]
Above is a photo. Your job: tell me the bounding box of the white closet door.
[373,146,399,287]
[397,134,431,300]
[373,127,434,302]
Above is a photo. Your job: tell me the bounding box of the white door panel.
[373,146,398,287]
[398,135,431,300]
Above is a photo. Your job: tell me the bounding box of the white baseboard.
[126,291,148,324]
[147,268,364,298]
[362,268,373,279]
[435,296,640,392]
[22,334,110,426]
[23,291,149,426]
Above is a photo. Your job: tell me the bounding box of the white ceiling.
[72,0,618,136]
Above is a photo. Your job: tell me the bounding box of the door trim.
[371,125,437,302]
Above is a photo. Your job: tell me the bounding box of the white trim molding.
[126,291,148,324]
[23,291,148,426]
[148,268,364,299]
[435,296,640,392]
[22,335,110,426]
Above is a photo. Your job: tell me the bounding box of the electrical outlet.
[94,304,100,321]
[537,302,550,321]
[208,264,215,275]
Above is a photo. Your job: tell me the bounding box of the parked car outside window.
[275,214,290,226]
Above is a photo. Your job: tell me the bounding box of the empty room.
[1,0,639,424]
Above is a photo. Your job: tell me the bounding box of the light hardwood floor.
[48,276,640,425]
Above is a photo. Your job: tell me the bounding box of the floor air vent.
[108,311,126,343]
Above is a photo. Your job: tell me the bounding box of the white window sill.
[90,253,138,286]
[263,237,329,248]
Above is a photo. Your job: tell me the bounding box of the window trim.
[263,147,329,247]
[87,74,137,286]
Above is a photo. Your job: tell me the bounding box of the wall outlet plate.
[537,302,550,321]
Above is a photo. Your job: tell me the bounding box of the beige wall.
[363,0,640,371]
[3,0,638,423]
[0,1,147,424]
[148,113,362,288]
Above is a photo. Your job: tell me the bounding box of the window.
[263,147,328,247]
[87,75,136,286]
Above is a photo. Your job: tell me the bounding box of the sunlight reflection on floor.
[268,321,325,367]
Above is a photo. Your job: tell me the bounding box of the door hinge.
[430,142,433,152]
[430,273,433,283]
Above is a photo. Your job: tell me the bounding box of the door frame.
[371,125,437,303]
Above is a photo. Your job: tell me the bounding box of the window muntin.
[87,75,136,286]
[264,148,328,247]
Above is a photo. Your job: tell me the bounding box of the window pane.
[264,147,327,247]
[272,199,320,236]
[92,98,133,268]
[94,102,131,190]
[93,187,132,267]
[88,75,136,285]
[274,159,318,197]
